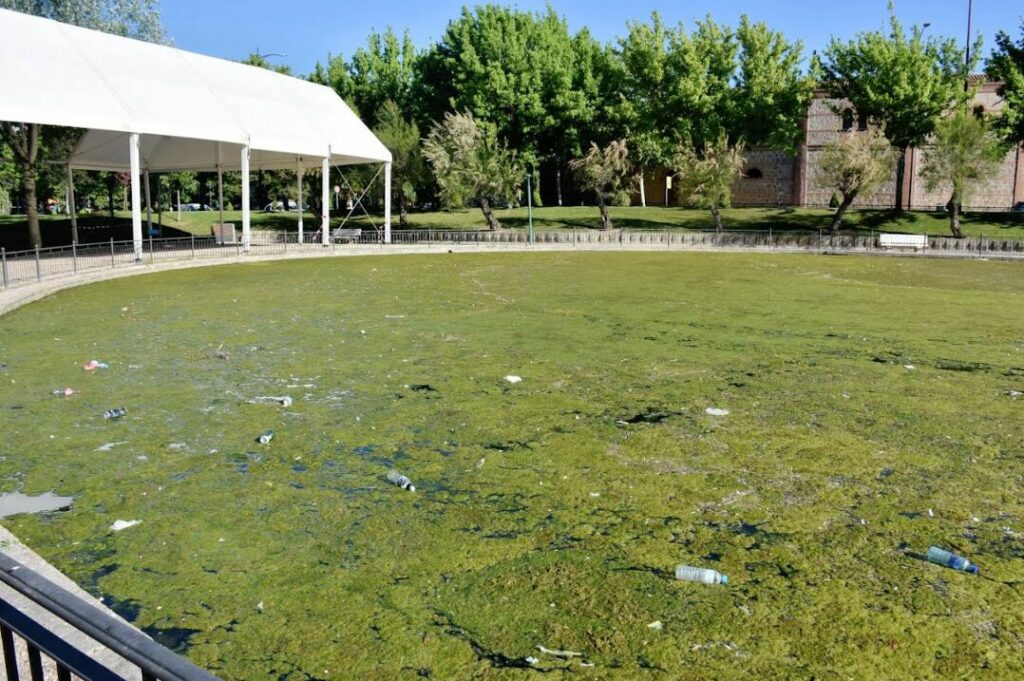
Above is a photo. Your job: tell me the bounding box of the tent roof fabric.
[0,9,390,171]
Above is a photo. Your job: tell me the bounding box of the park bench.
[878,233,928,251]
[331,228,362,243]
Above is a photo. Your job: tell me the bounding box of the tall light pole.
[964,0,974,92]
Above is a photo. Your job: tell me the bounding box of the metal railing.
[0,554,219,681]
[1,228,1022,292]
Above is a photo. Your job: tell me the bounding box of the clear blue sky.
[161,0,1022,76]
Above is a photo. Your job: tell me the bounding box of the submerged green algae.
[0,252,1022,679]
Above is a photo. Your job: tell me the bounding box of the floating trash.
[675,565,729,585]
[504,375,523,384]
[904,365,915,370]
[102,408,127,420]
[705,408,730,417]
[647,621,663,631]
[83,360,109,371]
[51,387,77,397]
[537,645,583,659]
[386,470,415,491]
[95,442,128,452]
[925,546,979,574]
[110,519,141,532]
[257,431,275,445]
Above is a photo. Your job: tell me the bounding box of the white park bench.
[330,228,362,243]
[878,233,928,250]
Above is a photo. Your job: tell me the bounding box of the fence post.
[817,229,822,251]
[110,238,115,268]
[1,248,7,289]
[191,234,196,259]
[236,237,241,257]
[34,245,41,282]
[72,241,78,274]
[148,235,154,263]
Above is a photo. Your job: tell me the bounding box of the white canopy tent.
[0,8,393,253]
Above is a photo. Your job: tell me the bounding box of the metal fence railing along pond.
[2,229,1022,292]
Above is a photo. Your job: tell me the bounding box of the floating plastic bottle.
[386,469,415,491]
[257,430,274,445]
[926,546,979,574]
[102,407,127,420]
[675,565,728,585]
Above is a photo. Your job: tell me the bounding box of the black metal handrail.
[0,554,219,681]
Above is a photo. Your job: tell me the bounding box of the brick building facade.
[640,80,1024,211]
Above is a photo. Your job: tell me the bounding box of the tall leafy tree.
[987,21,1024,146]
[414,6,585,205]
[0,0,166,246]
[817,128,899,232]
[242,52,292,75]
[920,108,1005,237]
[347,28,419,128]
[423,111,521,230]
[569,140,631,230]
[816,5,977,211]
[374,100,424,227]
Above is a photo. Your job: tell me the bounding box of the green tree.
[242,52,292,75]
[920,109,1005,238]
[816,5,977,212]
[414,6,585,205]
[987,21,1024,146]
[672,134,746,232]
[817,128,899,232]
[374,100,424,227]
[731,16,815,151]
[569,140,631,230]
[348,28,419,128]
[0,0,165,246]
[423,111,521,230]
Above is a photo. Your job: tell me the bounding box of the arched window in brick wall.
[858,112,869,130]
[744,168,763,179]
[842,109,854,131]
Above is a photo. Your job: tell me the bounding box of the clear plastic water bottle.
[926,546,979,574]
[102,407,127,420]
[257,430,274,445]
[386,469,415,491]
[675,565,728,585]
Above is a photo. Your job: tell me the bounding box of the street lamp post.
[526,173,534,245]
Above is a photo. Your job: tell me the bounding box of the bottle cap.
[720,575,729,584]
[968,565,979,575]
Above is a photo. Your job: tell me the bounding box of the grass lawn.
[2,205,1023,249]
[0,252,1022,678]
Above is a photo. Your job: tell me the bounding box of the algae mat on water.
[0,252,1022,679]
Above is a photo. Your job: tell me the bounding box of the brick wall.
[732,149,795,206]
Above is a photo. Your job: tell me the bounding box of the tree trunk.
[710,204,722,233]
[598,197,612,230]
[478,196,501,230]
[948,197,963,238]
[556,168,563,207]
[829,193,856,233]
[398,193,408,227]
[531,168,542,207]
[893,147,907,214]
[22,161,41,248]
[107,173,116,218]
[1,123,42,247]
[637,170,646,207]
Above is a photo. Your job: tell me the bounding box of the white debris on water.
[504,375,523,384]
[904,365,915,370]
[168,443,188,450]
[0,491,74,518]
[647,621,663,631]
[95,442,128,452]
[705,408,730,417]
[110,519,141,532]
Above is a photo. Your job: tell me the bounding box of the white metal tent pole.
[143,169,152,235]
[321,154,330,246]
[129,133,142,260]
[383,161,392,244]
[66,165,78,244]
[216,142,224,228]
[241,145,251,252]
[297,159,304,244]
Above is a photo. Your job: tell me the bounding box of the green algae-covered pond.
[0,252,1022,679]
